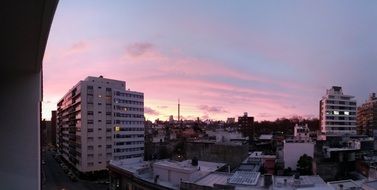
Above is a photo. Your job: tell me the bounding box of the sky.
[42,0,377,121]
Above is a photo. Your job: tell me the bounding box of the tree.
[297,154,313,175]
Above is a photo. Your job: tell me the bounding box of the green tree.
[297,154,313,175]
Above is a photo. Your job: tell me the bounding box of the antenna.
[178,99,180,122]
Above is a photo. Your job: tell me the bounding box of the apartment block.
[357,93,377,137]
[57,76,144,173]
[319,86,357,137]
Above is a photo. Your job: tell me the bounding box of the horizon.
[42,1,377,121]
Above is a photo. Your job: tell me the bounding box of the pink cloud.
[126,42,154,57]
[144,106,160,116]
[42,40,317,121]
[65,41,90,55]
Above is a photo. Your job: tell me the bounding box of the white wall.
[283,142,314,170]
[0,73,41,190]
[154,165,191,186]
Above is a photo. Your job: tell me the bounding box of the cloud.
[198,105,228,113]
[157,105,169,109]
[257,113,275,118]
[65,41,89,55]
[144,106,160,115]
[126,42,154,57]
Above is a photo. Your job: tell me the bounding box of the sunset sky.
[42,1,377,121]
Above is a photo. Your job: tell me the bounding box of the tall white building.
[319,86,357,137]
[57,76,144,173]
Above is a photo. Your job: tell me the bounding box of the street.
[42,151,108,190]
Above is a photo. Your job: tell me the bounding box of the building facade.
[319,86,357,137]
[238,112,254,138]
[357,93,377,137]
[57,76,144,173]
[51,110,57,147]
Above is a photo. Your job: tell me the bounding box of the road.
[42,151,108,190]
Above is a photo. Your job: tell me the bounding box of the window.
[88,120,93,124]
[88,162,94,167]
[88,111,93,115]
[98,120,102,122]
[106,120,112,124]
[98,86,102,89]
[87,128,93,132]
[98,111,102,114]
[98,103,102,105]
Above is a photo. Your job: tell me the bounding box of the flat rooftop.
[154,159,226,173]
[109,159,226,190]
[327,179,363,190]
[274,175,332,190]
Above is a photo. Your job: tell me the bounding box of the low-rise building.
[108,159,226,190]
[283,139,315,170]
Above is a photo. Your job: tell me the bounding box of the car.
[69,175,78,182]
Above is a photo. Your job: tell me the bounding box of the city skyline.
[43,1,377,121]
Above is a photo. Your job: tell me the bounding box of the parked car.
[69,174,78,182]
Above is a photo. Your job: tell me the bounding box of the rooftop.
[363,180,377,190]
[327,179,363,190]
[274,175,332,190]
[228,171,261,186]
[153,159,226,174]
[195,172,232,187]
[109,159,226,190]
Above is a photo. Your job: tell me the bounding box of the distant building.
[169,115,174,123]
[238,112,255,138]
[51,110,57,147]
[294,124,311,142]
[185,141,249,169]
[357,93,377,137]
[226,117,235,124]
[57,76,144,173]
[41,120,51,148]
[319,86,357,138]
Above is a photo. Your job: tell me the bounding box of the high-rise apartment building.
[51,110,57,147]
[319,86,357,137]
[57,76,144,173]
[357,93,377,136]
[238,112,254,138]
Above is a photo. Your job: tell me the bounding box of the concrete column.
[0,72,41,190]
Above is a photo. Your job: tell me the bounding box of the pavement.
[42,151,109,190]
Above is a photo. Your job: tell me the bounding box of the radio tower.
[178,99,180,122]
